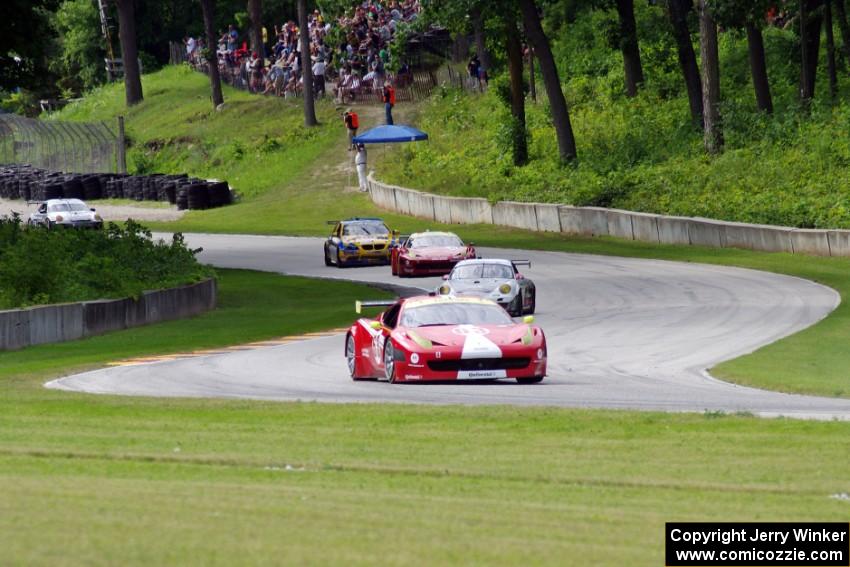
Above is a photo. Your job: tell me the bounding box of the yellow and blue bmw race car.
[323,217,400,267]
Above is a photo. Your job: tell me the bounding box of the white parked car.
[436,259,536,317]
[28,199,103,230]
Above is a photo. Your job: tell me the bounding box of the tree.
[200,0,223,108]
[698,0,722,154]
[834,0,850,68]
[116,0,143,105]
[297,0,317,126]
[826,0,838,98]
[470,5,492,70]
[800,0,823,104]
[665,0,703,126]
[504,16,528,166]
[1,0,58,94]
[746,22,773,113]
[710,0,773,113]
[614,0,644,97]
[518,0,578,163]
[248,0,264,59]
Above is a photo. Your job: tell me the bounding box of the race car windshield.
[343,222,389,236]
[68,202,89,212]
[47,203,70,212]
[400,303,513,327]
[409,235,463,248]
[451,264,513,280]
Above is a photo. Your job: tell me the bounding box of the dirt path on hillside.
[319,103,420,194]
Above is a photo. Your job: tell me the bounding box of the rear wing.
[355,300,396,314]
[511,260,532,268]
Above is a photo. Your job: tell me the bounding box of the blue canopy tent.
[352,124,428,144]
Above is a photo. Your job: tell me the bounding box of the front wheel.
[525,289,536,315]
[383,341,398,383]
[346,334,361,379]
[516,376,543,384]
[508,294,523,317]
[324,245,332,266]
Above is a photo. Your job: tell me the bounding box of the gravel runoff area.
[0,198,185,223]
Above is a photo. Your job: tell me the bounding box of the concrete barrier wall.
[0,278,217,351]
[367,175,850,258]
[492,201,539,231]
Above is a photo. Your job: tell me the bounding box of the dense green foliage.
[0,216,211,308]
[49,0,107,96]
[376,5,850,229]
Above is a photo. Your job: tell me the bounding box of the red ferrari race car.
[345,295,547,383]
[390,231,476,277]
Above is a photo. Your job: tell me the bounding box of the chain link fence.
[0,115,124,174]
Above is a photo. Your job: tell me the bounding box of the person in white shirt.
[355,144,368,191]
[311,58,326,97]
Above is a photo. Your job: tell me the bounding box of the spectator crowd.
[183,0,421,102]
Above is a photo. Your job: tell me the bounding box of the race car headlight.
[439,285,451,295]
[345,243,358,251]
[499,284,512,294]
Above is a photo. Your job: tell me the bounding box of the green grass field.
[2,269,849,566]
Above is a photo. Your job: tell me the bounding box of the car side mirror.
[369,321,382,330]
[523,315,534,324]
[90,208,96,212]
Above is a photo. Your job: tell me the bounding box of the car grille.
[427,358,531,372]
[413,260,458,270]
[361,244,387,251]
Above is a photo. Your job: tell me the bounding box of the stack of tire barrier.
[0,165,233,210]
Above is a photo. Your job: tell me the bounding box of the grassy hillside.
[375,9,850,229]
[56,65,343,202]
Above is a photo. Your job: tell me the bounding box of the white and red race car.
[345,295,547,383]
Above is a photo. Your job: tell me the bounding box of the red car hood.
[404,246,467,260]
[404,324,532,350]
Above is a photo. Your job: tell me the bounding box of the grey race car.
[28,199,103,230]
[435,258,536,317]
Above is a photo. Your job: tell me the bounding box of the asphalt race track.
[49,233,850,419]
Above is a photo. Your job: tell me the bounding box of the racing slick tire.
[346,334,363,380]
[383,342,399,383]
[324,245,332,266]
[508,294,523,317]
[525,290,536,315]
[516,376,544,384]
